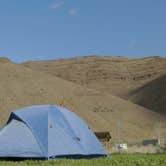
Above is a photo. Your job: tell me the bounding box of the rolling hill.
[23,56,166,114]
[0,57,165,142]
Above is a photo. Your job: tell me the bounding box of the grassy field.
[0,154,165,166]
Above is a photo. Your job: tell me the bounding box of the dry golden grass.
[0,57,165,143]
[23,56,166,114]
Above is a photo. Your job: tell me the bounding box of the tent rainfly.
[0,105,107,159]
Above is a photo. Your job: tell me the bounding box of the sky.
[0,0,166,62]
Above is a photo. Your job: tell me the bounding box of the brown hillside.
[0,60,165,142]
[129,74,166,114]
[23,56,166,114]
[0,57,11,63]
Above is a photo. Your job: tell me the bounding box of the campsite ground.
[0,154,165,166]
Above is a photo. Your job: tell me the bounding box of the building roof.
[94,132,111,141]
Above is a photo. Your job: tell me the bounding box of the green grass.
[0,154,165,166]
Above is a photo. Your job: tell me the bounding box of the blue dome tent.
[0,105,107,159]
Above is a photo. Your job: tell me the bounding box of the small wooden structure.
[94,131,111,151]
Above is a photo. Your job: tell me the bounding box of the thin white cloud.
[68,8,77,16]
[51,1,65,9]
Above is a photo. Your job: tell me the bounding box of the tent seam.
[55,106,88,154]
[12,113,46,157]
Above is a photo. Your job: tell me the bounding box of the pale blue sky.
[0,0,166,62]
